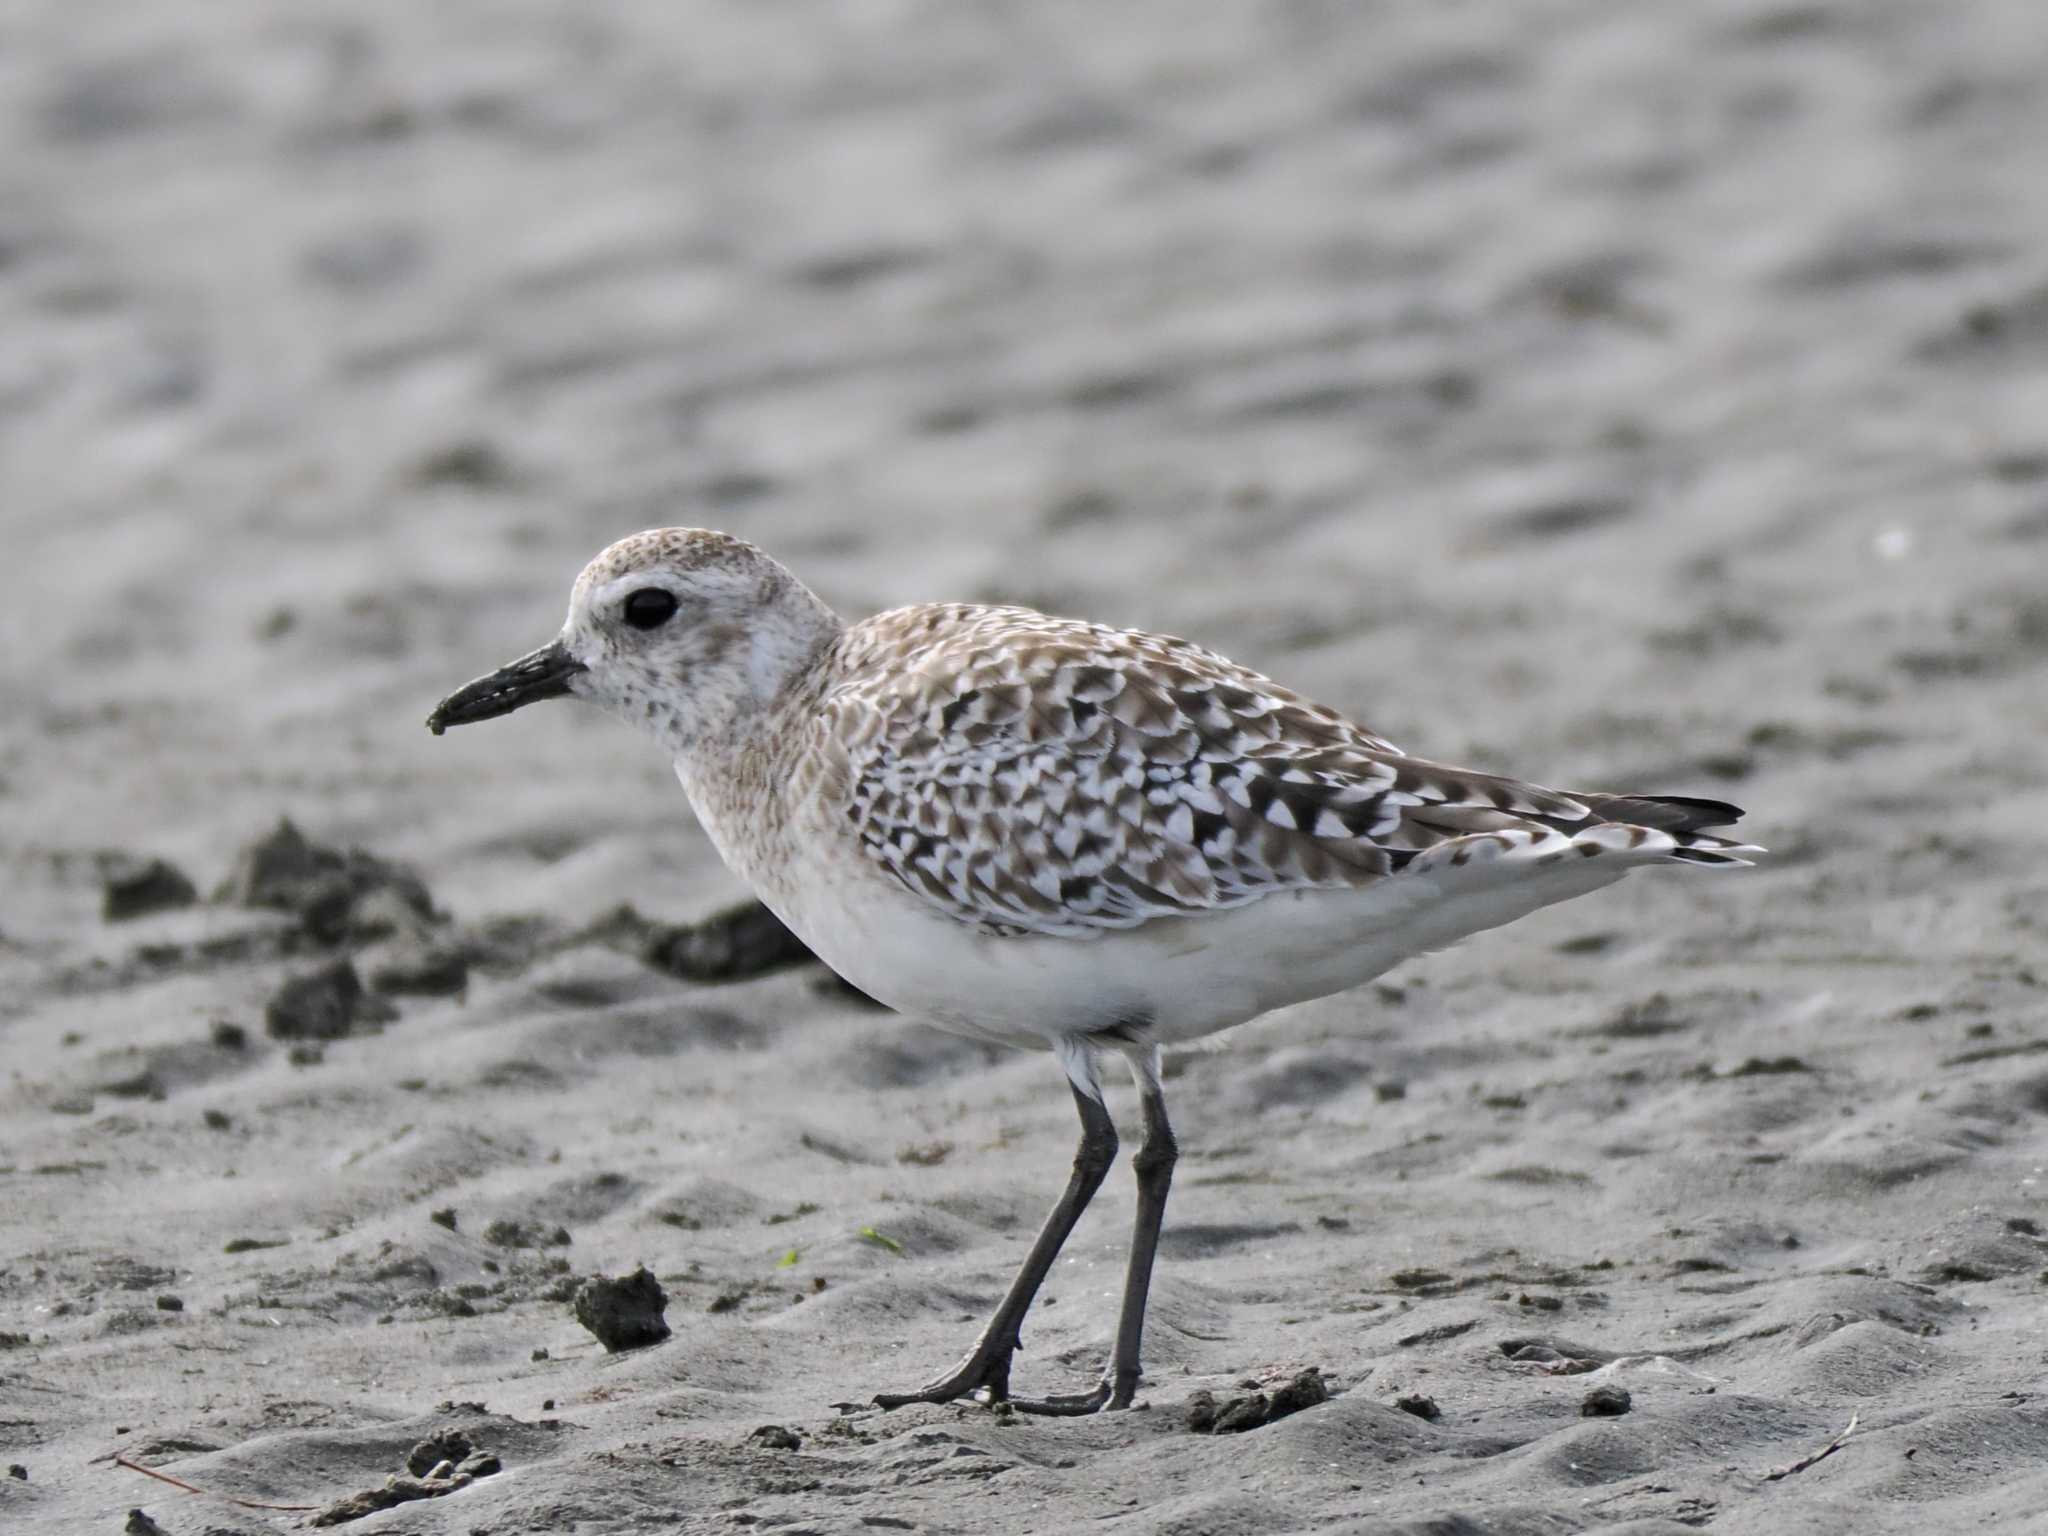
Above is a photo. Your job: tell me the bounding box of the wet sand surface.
[4,2,2048,1531]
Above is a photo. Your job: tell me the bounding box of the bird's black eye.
[621,588,679,630]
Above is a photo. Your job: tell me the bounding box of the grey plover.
[428,527,1761,1415]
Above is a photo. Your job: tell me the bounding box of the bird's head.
[427,527,839,757]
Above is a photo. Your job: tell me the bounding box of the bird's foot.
[1003,1379,1114,1417]
[872,1342,1015,1410]
[875,1354,1133,1416]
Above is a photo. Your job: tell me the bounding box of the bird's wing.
[817,605,1620,938]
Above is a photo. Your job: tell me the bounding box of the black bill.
[427,640,587,735]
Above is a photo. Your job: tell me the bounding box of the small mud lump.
[482,1218,571,1250]
[369,941,470,997]
[1187,1368,1327,1433]
[573,1266,671,1352]
[100,854,198,921]
[644,897,817,982]
[1212,1393,1271,1433]
[221,818,436,942]
[265,958,395,1040]
[405,1428,472,1477]
[1267,1367,1329,1420]
[1581,1383,1633,1417]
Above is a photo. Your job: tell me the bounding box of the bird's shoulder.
[824,601,1399,757]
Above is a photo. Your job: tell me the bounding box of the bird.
[427,527,1761,1416]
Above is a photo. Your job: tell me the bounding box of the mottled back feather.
[803,605,1744,939]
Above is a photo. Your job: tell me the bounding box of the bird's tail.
[1573,793,1764,866]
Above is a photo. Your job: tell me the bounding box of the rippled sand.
[5,2,2048,1531]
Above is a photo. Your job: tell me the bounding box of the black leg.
[1105,1068,1177,1409]
[874,1077,1118,1410]
[995,1059,1180,1418]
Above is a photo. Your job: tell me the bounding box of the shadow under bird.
[428,528,1762,1415]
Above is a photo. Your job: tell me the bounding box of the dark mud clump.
[368,940,470,997]
[220,819,436,944]
[404,1428,473,1476]
[633,898,883,1004]
[265,958,397,1040]
[99,854,198,921]
[483,1218,572,1250]
[1582,1384,1633,1417]
[642,897,818,982]
[1187,1368,1329,1433]
[311,1463,499,1526]
[572,1266,671,1352]
[308,1419,505,1525]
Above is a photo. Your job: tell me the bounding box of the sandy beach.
[5,1,2048,1531]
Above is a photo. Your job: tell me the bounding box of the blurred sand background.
[5,1,2048,1531]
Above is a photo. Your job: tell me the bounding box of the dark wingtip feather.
[1585,793,1746,833]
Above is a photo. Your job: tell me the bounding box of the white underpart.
[722,804,1697,1049]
